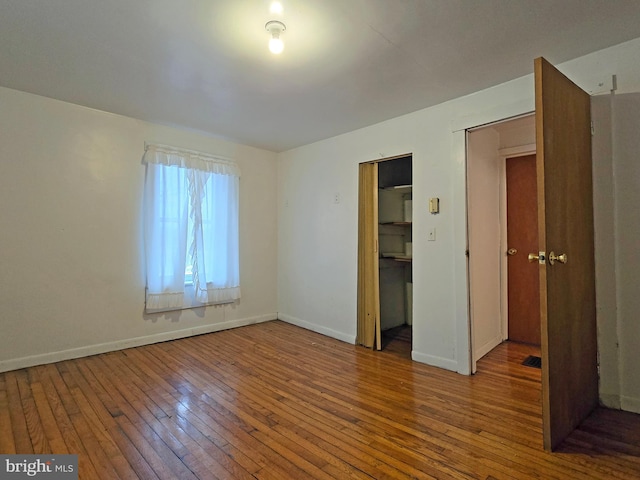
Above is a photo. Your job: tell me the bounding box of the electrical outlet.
[334,192,340,204]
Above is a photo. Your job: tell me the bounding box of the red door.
[506,154,541,345]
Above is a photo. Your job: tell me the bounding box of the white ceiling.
[2,1,640,152]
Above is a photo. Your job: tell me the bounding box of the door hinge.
[591,121,595,136]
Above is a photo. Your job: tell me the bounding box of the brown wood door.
[357,162,381,349]
[506,154,540,345]
[535,57,598,451]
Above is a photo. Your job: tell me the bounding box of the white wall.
[277,38,640,411]
[0,87,278,372]
[278,78,536,371]
[591,94,620,409]
[592,92,640,415]
[612,93,640,413]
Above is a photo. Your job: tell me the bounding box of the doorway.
[463,58,598,451]
[467,114,537,368]
[357,154,413,353]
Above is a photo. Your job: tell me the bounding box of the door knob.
[548,251,567,265]
[528,252,546,264]
[507,248,517,256]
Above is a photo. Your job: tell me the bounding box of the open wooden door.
[357,162,381,349]
[535,57,598,451]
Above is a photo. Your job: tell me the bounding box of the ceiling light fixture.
[265,20,286,54]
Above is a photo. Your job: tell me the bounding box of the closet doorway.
[357,154,412,352]
[467,115,537,367]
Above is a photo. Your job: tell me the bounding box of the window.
[143,143,240,312]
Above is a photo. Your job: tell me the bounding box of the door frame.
[452,96,535,375]
[464,118,536,373]
[357,153,413,351]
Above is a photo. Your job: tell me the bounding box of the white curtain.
[143,143,241,311]
[144,162,189,309]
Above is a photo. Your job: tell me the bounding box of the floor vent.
[522,355,542,369]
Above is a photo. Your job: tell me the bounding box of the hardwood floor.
[381,325,412,357]
[1,320,639,479]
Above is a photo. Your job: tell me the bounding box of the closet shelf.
[381,253,412,262]
[380,221,412,226]
[380,184,412,194]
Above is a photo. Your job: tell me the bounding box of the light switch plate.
[429,197,439,214]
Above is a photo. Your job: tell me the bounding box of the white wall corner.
[599,393,621,410]
[620,396,640,415]
[277,313,356,345]
[474,335,503,363]
[411,351,459,373]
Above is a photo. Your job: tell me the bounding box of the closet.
[357,154,412,350]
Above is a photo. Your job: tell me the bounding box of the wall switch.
[428,228,436,241]
[429,197,440,214]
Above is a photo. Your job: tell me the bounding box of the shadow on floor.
[381,324,412,358]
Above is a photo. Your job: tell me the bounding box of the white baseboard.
[0,314,276,373]
[473,334,503,362]
[411,350,458,372]
[277,313,356,344]
[599,393,640,415]
[277,313,460,373]
[599,393,621,410]
[621,395,640,415]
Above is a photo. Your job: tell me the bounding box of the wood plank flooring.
[1,320,639,479]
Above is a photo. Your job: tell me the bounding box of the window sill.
[145,284,236,314]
